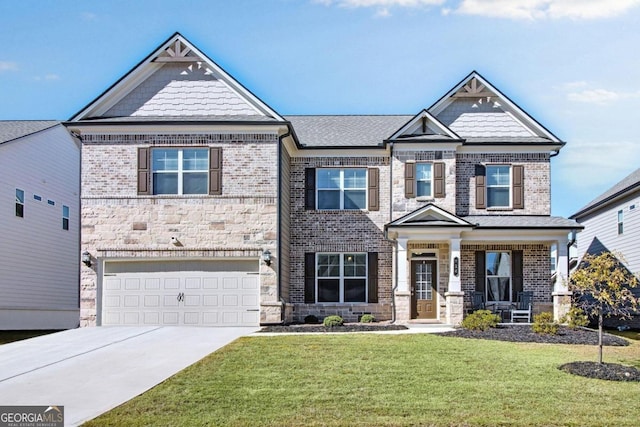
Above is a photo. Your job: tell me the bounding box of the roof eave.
[570,182,640,220]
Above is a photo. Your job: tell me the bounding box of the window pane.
[343,169,366,189]
[318,190,340,209]
[152,149,179,171]
[317,169,341,189]
[417,180,432,197]
[15,189,24,204]
[487,188,509,207]
[62,205,69,217]
[16,204,24,218]
[487,277,510,302]
[182,149,209,171]
[344,190,366,209]
[344,279,366,302]
[63,218,69,230]
[416,164,432,180]
[153,173,178,194]
[344,253,366,277]
[317,254,340,277]
[486,252,510,276]
[183,172,208,194]
[487,166,510,186]
[318,279,340,302]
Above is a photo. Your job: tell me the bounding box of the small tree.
[570,251,639,363]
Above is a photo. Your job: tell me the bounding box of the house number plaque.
[453,257,459,277]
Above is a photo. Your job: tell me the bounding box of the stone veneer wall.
[455,152,550,216]
[287,156,393,323]
[80,132,280,326]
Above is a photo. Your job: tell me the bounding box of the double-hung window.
[486,251,511,302]
[317,169,366,210]
[152,148,209,195]
[62,205,70,230]
[15,189,24,218]
[486,165,511,208]
[618,210,624,234]
[416,163,432,198]
[316,253,367,303]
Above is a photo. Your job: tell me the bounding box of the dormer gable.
[387,110,462,143]
[387,204,474,228]
[70,32,283,122]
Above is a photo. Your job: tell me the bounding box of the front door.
[411,260,437,319]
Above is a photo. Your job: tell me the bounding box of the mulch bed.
[559,361,640,382]
[259,323,408,333]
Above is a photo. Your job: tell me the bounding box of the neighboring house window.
[15,189,24,217]
[486,251,511,302]
[62,205,70,230]
[416,163,433,197]
[152,148,209,195]
[486,165,511,208]
[316,169,366,210]
[618,210,624,234]
[316,253,367,303]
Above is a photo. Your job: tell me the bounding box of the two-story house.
[68,33,580,327]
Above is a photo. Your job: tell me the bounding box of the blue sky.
[1,0,639,218]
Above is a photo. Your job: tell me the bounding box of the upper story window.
[152,148,209,195]
[316,168,366,210]
[62,205,70,231]
[486,165,511,208]
[15,189,24,218]
[316,253,367,303]
[416,163,433,198]
[617,210,624,234]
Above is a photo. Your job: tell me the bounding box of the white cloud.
[567,88,640,105]
[453,0,640,20]
[81,12,97,21]
[315,0,444,15]
[0,61,18,71]
[34,74,60,82]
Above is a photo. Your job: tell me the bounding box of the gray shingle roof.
[465,136,557,144]
[0,121,59,144]
[464,215,582,229]
[285,115,412,148]
[571,167,640,219]
[77,115,277,123]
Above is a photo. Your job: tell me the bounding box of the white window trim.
[486,250,512,303]
[617,209,624,235]
[152,148,209,196]
[315,252,368,303]
[316,168,367,210]
[486,165,512,209]
[416,163,433,199]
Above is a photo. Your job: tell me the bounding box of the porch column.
[446,238,464,326]
[395,238,411,322]
[553,237,571,322]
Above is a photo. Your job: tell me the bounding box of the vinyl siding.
[0,125,80,319]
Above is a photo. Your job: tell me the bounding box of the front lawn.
[84,334,640,427]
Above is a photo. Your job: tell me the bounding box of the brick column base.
[394,291,411,322]
[552,291,572,322]
[261,302,283,325]
[445,291,465,326]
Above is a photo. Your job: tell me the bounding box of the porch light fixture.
[262,249,272,266]
[81,251,92,267]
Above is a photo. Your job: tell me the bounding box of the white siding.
[576,191,640,275]
[0,125,80,329]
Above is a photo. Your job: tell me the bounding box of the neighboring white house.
[0,121,80,329]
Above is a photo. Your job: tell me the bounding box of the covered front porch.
[385,204,579,326]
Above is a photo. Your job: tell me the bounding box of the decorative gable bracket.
[154,39,199,63]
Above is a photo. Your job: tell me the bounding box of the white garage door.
[101,260,260,326]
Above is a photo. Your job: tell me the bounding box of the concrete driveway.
[0,326,257,426]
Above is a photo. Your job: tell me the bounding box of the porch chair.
[510,291,533,323]
[466,291,486,314]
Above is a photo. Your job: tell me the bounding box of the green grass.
[0,330,60,345]
[84,334,640,427]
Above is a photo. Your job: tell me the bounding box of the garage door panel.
[102,261,260,327]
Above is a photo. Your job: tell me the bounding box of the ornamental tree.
[570,251,639,364]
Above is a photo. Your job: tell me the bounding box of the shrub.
[304,315,319,324]
[461,310,501,331]
[532,312,559,335]
[561,306,589,330]
[360,314,375,323]
[323,315,344,327]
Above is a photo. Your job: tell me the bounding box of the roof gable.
[70,33,283,122]
[388,110,462,142]
[387,204,474,227]
[428,71,561,143]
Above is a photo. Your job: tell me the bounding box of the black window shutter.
[209,147,222,195]
[368,168,379,211]
[513,165,524,209]
[368,252,378,303]
[305,168,316,210]
[512,250,524,300]
[434,162,446,198]
[475,251,486,294]
[475,165,486,209]
[304,252,316,303]
[405,162,416,198]
[137,147,150,195]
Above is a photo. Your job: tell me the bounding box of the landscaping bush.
[532,312,559,335]
[304,315,319,324]
[360,314,375,323]
[323,315,344,327]
[461,310,501,331]
[561,306,589,330]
